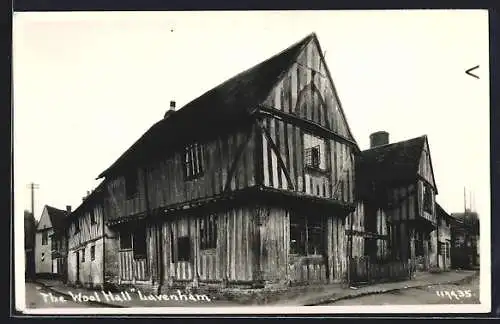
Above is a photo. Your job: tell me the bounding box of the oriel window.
[423,184,433,214]
[184,142,205,180]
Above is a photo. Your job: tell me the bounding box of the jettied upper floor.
[97,33,361,223]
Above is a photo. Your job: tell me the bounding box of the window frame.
[125,171,139,200]
[132,224,147,260]
[304,145,321,170]
[89,208,96,225]
[423,184,433,214]
[90,245,96,261]
[302,132,327,172]
[176,236,192,262]
[81,248,86,263]
[200,214,217,251]
[184,142,205,180]
[120,229,132,250]
[74,219,80,234]
[41,230,48,245]
[289,213,325,257]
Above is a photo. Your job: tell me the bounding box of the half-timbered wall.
[260,116,355,203]
[417,180,436,224]
[67,204,105,287]
[259,37,356,204]
[257,205,347,285]
[263,38,353,139]
[104,124,257,223]
[158,206,257,286]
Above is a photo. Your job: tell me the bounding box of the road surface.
[24,281,103,309]
[326,276,480,305]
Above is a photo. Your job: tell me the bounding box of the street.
[24,281,104,309]
[326,276,480,305]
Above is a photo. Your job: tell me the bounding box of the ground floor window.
[119,223,147,260]
[290,213,324,256]
[200,214,217,250]
[415,232,424,257]
[133,223,147,260]
[90,245,96,261]
[170,222,192,262]
[176,236,191,261]
[120,229,132,250]
[364,238,378,260]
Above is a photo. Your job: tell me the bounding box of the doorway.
[75,251,80,284]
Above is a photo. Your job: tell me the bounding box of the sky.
[13,11,489,228]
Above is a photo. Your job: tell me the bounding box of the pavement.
[329,275,480,305]
[31,269,478,308]
[299,270,479,306]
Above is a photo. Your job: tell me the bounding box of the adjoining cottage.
[66,182,119,289]
[356,132,439,274]
[436,203,452,271]
[35,205,70,280]
[450,210,480,269]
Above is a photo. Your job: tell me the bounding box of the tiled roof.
[356,136,427,195]
[45,205,68,234]
[97,33,316,179]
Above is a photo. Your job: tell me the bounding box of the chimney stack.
[369,131,389,149]
[164,100,176,119]
[66,205,72,213]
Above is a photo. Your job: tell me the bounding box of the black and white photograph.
[13,10,490,314]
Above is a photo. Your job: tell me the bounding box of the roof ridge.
[361,134,426,153]
[175,32,315,113]
[97,32,317,179]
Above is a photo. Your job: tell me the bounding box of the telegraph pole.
[27,183,39,217]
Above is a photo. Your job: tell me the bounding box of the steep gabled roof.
[68,180,106,221]
[356,135,427,191]
[436,203,453,221]
[44,205,68,234]
[97,33,316,179]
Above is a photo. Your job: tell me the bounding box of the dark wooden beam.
[223,124,254,192]
[256,104,358,150]
[255,120,295,190]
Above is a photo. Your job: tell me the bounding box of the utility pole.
[27,183,39,217]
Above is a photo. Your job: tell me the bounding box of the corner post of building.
[192,214,200,289]
[409,227,416,278]
[252,205,265,288]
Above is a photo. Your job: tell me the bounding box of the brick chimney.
[164,100,176,119]
[370,131,389,148]
[66,205,72,213]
